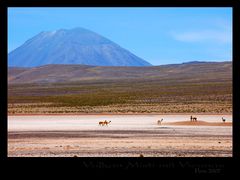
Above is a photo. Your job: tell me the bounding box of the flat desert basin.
[8,114,232,157]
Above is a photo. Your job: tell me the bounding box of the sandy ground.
[8,114,232,157]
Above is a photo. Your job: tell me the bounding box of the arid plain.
[8,62,232,157]
[8,114,232,157]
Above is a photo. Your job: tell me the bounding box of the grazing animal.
[157,119,163,125]
[222,117,226,123]
[190,116,197,122]
[99,120,111,126]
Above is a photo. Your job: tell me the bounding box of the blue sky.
[8,7,232,65]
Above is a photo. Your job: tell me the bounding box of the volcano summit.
[8,27,152,67]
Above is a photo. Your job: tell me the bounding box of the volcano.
[8,27,152,67]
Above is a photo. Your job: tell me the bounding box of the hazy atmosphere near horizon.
[8,7,232,65]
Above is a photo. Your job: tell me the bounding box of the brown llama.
[99,120,111,126]
[190,115,193,122]
[157,119,163,125]
[222,117,226,123]
[193,117,197,122]
[190,116,197,122]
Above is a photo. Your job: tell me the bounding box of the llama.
[190,116,197,122]
[222,117,226,123]
[99,120,111,126]
[157,119,163,125]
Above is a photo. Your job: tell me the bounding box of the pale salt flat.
[8,114,232,132]
[8,114,232,157]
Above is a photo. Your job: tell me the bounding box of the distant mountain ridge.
[182,61,209,64]
[181,61,228,64]
[8,61,232,84]
[8,27,151,67]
